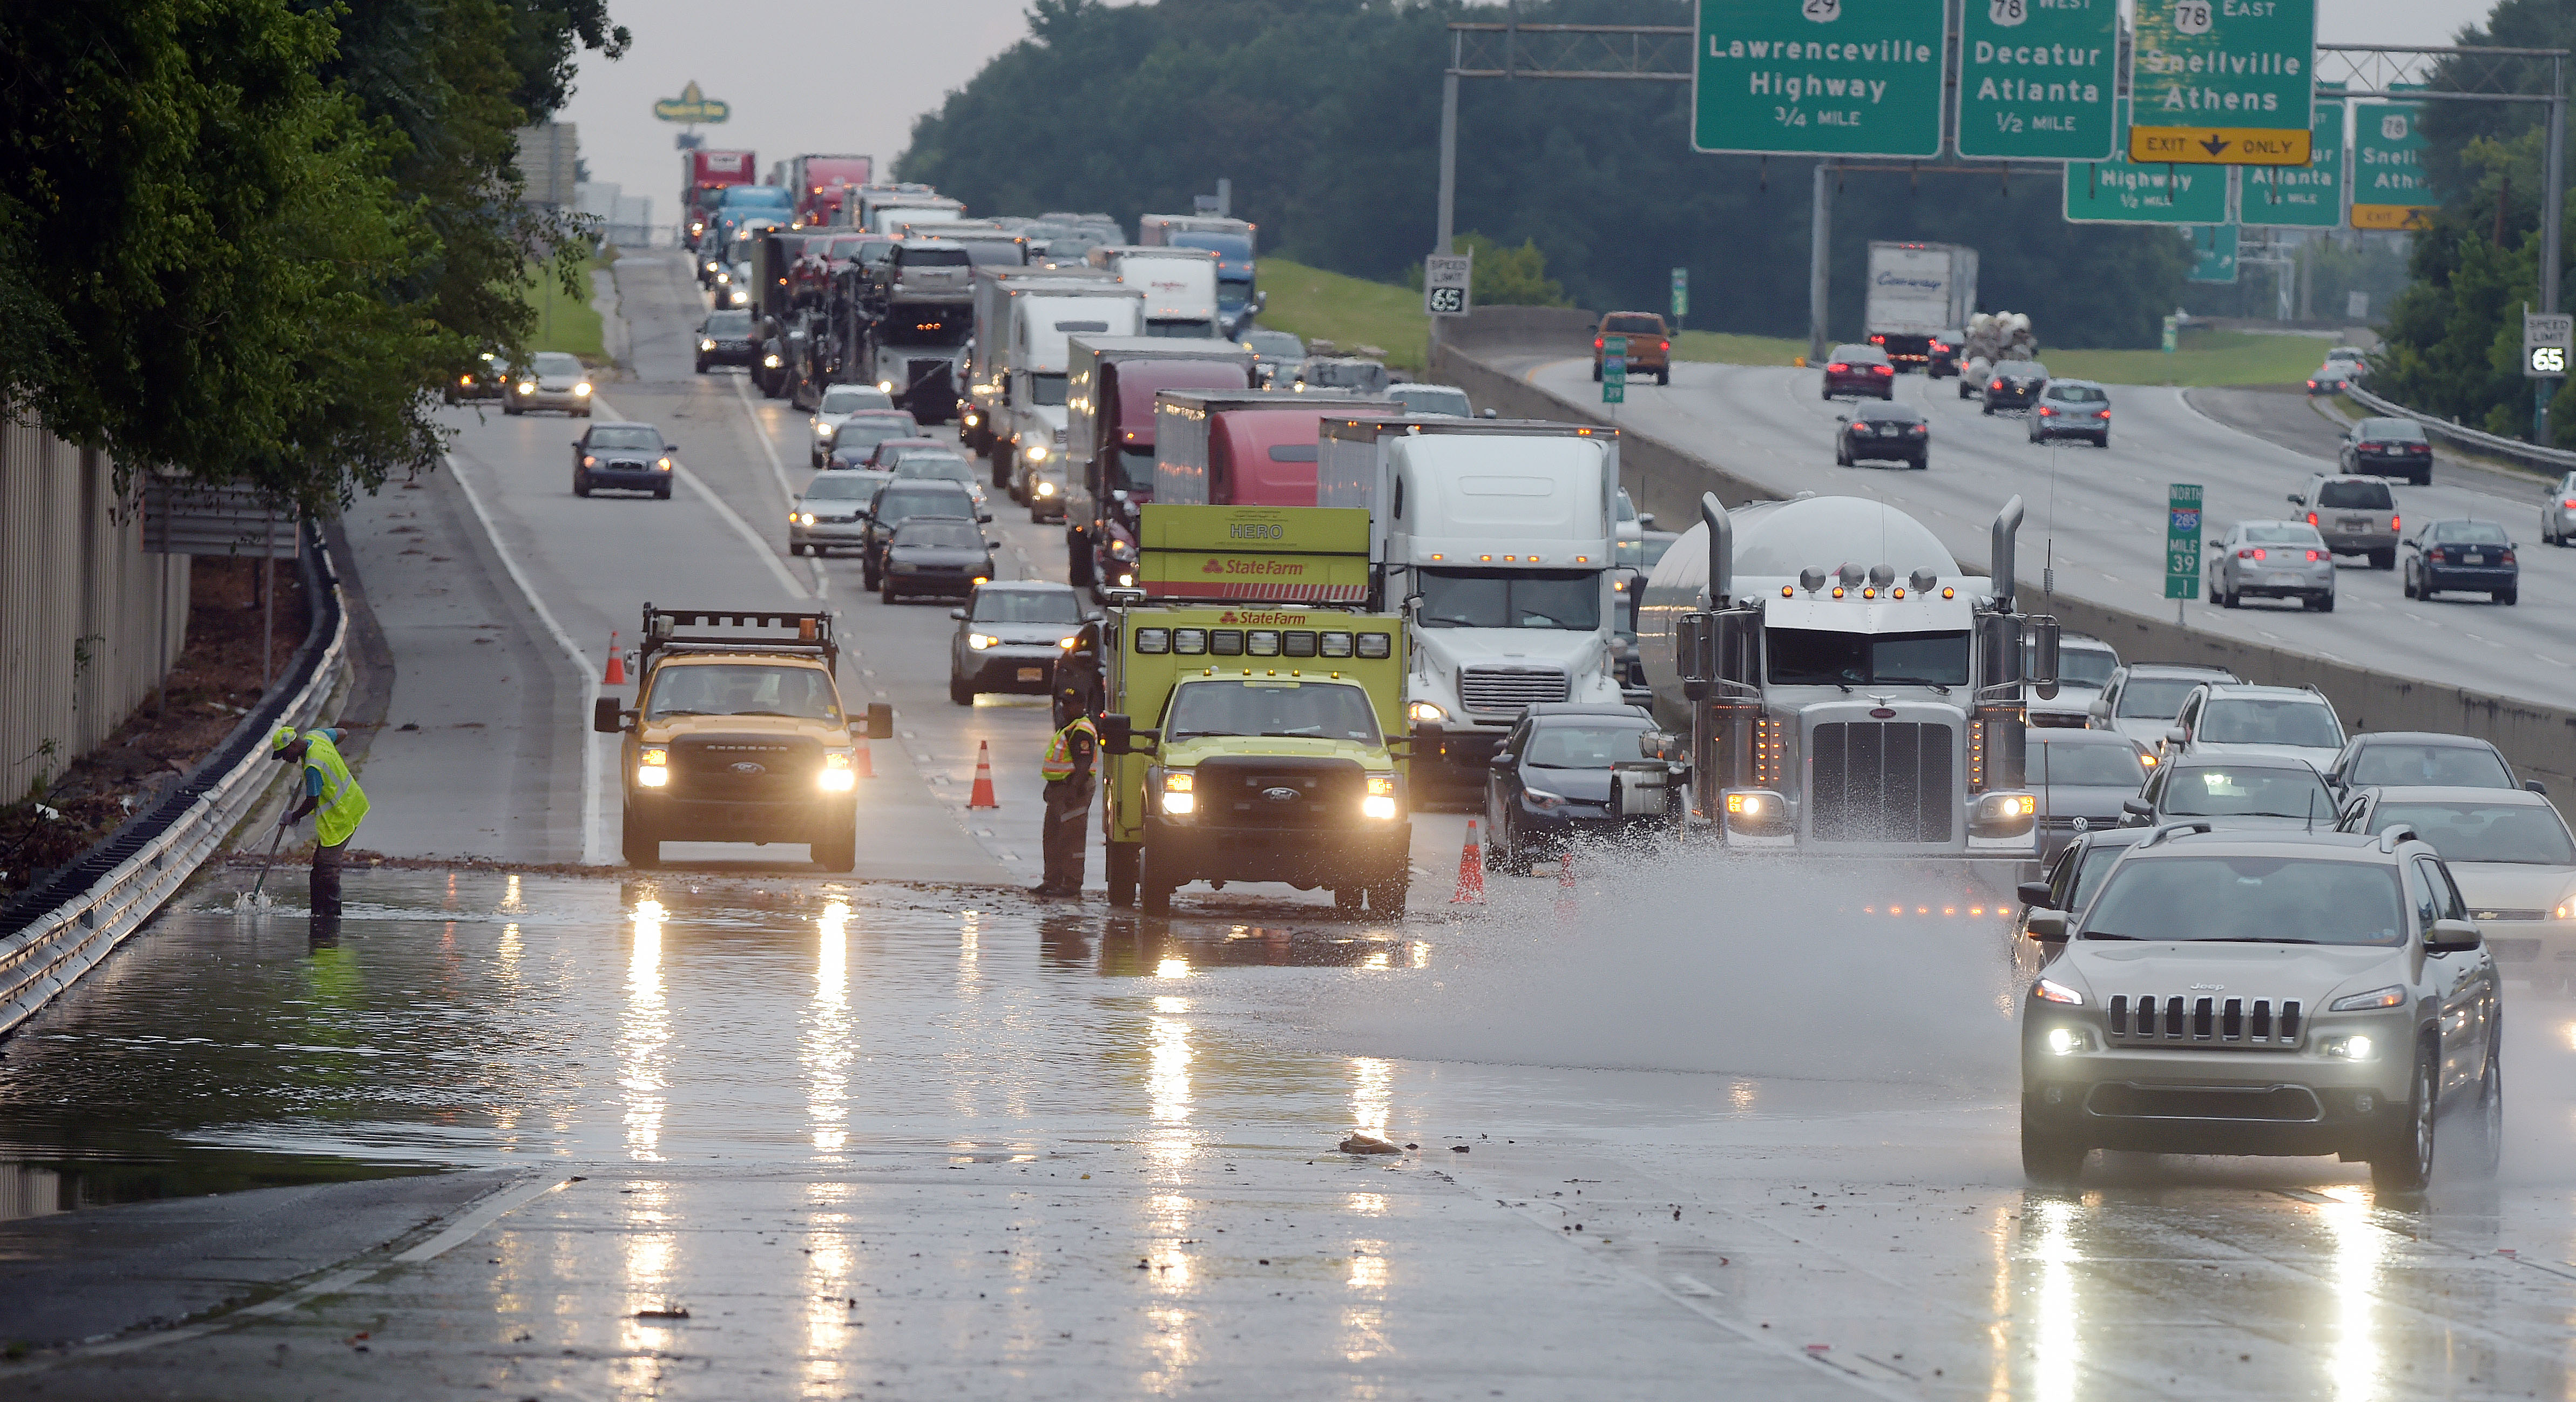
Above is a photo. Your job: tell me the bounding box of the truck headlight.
[1026,443,1048,462]
[969,633,998,650]
[1407,701,1446,723]
[815,421,834,437]
[637,746,670,787]
[1108,540,1135,560]
[1722,788,1792,837]
[963,412,979,427]
[762,354,781,368]
[1037,480,1056,496]
[820,752,856,791]
[1162,771,1195,815]
[878,380,895,393]
[797,513,815,526]
[1971,791,2038,838]
[1363,774,1398,819]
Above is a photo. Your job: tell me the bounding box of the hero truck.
[1865,241,1979,373]
[1316,416,1627,787]
[1138,214,1263,338]
[1636,492,2060,905]
[593,606,875,873]
[1095,504,1412,916]
[788,154,874,227]
[1151,390,1394,508]
[1063,335,1257,594]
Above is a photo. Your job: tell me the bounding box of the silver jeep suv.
[2019,824,2500,1194]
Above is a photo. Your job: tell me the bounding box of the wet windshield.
[2034,744,2144,787]
[2372,802,2576,865]
[704,311,753,335]
[902,246,971,267]
[893,521,984,549]
[1244,331,1303,360]
[1306,361,1389,392]
[2083,856,2403,945]
[646,665,840,721]
[586,427,661,450]
[894,453,976,483]
[1767,629,1971,687]
[2161,766,2334,820]
[1391,386,1470,417]
[2199,699,2343,748]
[2318,481,2394,509]
[1030,373,1068,407]
[2349,744,2513,788]
[1165,680,1382,744]
[2117,677,2207,718]
[2069,844,2131,914]
[820,387,888,414]
[801,475,875,501]
[1415,570,1601,631]
[973,590,1081,623]
[531,353,583,378]
[872,489,973,523]
[1524,724,1653,769]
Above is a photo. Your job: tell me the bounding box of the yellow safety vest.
[1041,717,1100,783]
[303,731,371,847]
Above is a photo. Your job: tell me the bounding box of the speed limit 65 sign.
[2524,312,2572,378]
[1423,252,1472,318]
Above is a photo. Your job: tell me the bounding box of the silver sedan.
[2208,520,2335,612]
[2544,470,2576,547]
[788,470,888,557]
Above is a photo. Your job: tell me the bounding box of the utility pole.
[1808,163,1833,366]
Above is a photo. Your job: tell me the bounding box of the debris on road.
[1339,1132,1403,1155]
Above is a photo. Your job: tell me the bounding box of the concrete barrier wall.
[1431,342,2576,802]
[0,427,190,800]
[1442,305,1598,354]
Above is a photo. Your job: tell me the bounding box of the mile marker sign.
[1423,253,1473,318]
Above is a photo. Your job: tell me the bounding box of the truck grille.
[2106,995,2303,1047]
[671,736,821,801]
[1808,722,1953,842]
[1193,755,1363,830]
[1457,667,1569,715]
[2085,1083,2322,1122]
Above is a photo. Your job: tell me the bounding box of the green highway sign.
[2185,225,2240,284]
[2065,99,2231,224]
[1692,0,1945,158]
[1603,334,1627,405]
[1671,267,1689,319]
[2241,101,2344,227]
[2128,0,2317,166]
[2166,484,2203,602]
[2351,103,2435,230]
[1955,0,2119,161]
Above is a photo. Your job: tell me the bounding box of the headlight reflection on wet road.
[807,899,853,1155]
[621,899,669,1162]
[2317,1185,2389,1402]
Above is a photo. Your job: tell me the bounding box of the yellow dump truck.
[593,605,867,871]
[1097,504,1412,916]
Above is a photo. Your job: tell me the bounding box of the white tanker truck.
[1637,491,2060,902]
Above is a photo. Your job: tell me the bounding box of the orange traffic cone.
[604,631,625,686]
[852,737,875,779]
[1558,848,1577,888]
[1450,820,1486,904]
[966,740,999,808]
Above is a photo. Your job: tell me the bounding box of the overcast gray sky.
[558,0,2505,242]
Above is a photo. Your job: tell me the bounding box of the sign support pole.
[1431,39,1459,376]
[2541,56,2566,444]
[1808,163,1833,367]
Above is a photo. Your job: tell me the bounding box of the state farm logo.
[1202,558,1226,574]
[1220,611,1311,625]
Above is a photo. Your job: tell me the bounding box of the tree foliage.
[0,0,625,513]
[898,0,2188,347]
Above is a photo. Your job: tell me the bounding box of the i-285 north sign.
[1693,0,1945,158]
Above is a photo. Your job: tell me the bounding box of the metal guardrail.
[0,525,346,1037]
[2345,382,2576,475]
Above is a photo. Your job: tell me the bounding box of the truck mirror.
[1099,712,1133,755]
[592,697,625,734]
[866,702,894,739]
[1636,513,1655,529]
[1675,611,1714,696]
[2025,615,2061,700]
[1479,408,1498,419]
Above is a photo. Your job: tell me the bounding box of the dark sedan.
[1482,704,1676,873]
[2119,757,2337,831]
[860,482,989,591]
[2306,361,2355,396]
[1819,343,1895,400]
[571,421,676,499]
[2339,417,2433,485]
[878,518,995,604]
[1982,361,2049,415]
[824,412,923,469]
[695,309,756,373]
[2403,518,2518,604]
[1928,329,1964,378]
[1834,402,1928,468]
[2030,729,2148,858]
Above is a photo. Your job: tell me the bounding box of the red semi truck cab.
[1150,391,1396,508]
[1062,338,1258,595]
[684,150,757,240]
[790,154,875,227]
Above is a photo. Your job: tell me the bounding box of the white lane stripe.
[592,390,809,603]
[389,1174,571,1263]
[727,371,829,597]
[445,453,606,866]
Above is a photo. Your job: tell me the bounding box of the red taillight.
[2305,513,2318,526]
[2391,515,2400,531]
[2307,380,2318,388]
[1874,365,1892,374]
[1594,337,1604,349]
[2563,498,2576,508]
[1659,340,1669,352]
[2240,548,2267,561]
[1992,379,2005,390]
[1828,362,1849,373]
[2095,409,2111,419]
[1870,334,1884,343]
[2503,550,2517,564]
[2305,549,2323,562]
[2038,406,2056,416]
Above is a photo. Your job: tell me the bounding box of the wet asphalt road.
[8,865,2576,1397]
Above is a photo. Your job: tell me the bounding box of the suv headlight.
[2033,977,2084,1006]
[700,338,716,352]
[1037,480,1056,496]
[815,421,835,438]
[2320,1034,2378,1061]
[1161,770,1195,815]
[968,633,998,650]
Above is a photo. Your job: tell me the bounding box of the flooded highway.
[6,863,2576,1398]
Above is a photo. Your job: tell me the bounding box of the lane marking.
[595,390,809,602]
[728,371,830,597]
[389,1174,570,1263]
[444,453,606,866]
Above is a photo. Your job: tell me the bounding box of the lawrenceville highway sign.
[1693,0,1946,159]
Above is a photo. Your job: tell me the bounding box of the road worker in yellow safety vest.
[1034,700,1099,900]
[271,726,370,919]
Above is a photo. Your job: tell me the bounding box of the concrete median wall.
[1429,340,2576,802]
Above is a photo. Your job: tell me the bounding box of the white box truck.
[1085,246,1221,338]
[1318,416,1625,783]
[964,266,1117,456]
[1865,241,1979,373]
[989,282,1145,518]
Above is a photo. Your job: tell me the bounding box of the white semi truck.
[1865,241,1979,373]
[1317,417,1626,783]
[962,266,1117,456]
[980,279,1144,516]
[1085,246,1222,338]
[1636,492,2059,899]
